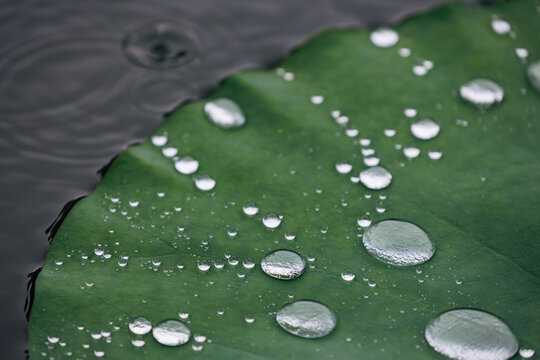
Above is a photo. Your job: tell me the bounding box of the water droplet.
[262,213,282,229]
[341,270,356,281]
[129,201,139,207]
[284,231,296,240]
[94,350,105,358]
[384,129,396,137]
[413,64,428,76]
[335,162,353,174]
[460,78,504,110]
[197,260,210,271]
[152,320,191,346]
[403,146,421,159]
[243,202,259,216]
[54,259,63,266]
[194,175,216,191]
[345,128,359,137]
[425,309,518,360]
[527,60,540,93]
[194,334,207,343]
[47,336,59,344]
[411,118,440,140]
[175,156,199,175]
[129,317,152,335]
[311,95,324,104]
[204,98,246,129]
[359,166,392,190]
[519,347,535,358]
[363,157,380,167]
[228,256,239,266]
[370,28,399,48]
[261,250,305,280]
[245,316,255,323]
[491,18,511,35]
[132,339,145,347]
[398,47,411,57]
[357,216,372,228]
[363,220,435,266]
[276,301,337,338]
[404,108,417,118]
[428,151,442,160]
[242,258,255,269]
[178,311,189,319]
[162,147,178,158]
[515,48,528,59]
[151,134,168,146]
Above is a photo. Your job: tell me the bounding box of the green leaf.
[30,0,540,358]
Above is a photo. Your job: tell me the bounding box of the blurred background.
[0,0,494,358]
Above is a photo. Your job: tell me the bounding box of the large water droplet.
[262,213,282,229]
[261,250,305,280]
[175,156,199,175]
[363,220,435,266]
[276,301,337,338]
[411,118,440,140]
[152,320,191,346]
[129,317,152,335]
[359,166,392,190]
[527,60,540,93]
[194,175,216,191]
[204,98,245,129]
[460,78,504,110]
[425,309,518,360]
[370,28,399,48]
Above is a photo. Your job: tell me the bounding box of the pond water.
[0,0,494,358]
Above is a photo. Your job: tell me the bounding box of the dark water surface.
[0,0,493,358]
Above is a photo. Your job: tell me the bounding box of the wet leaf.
[30,0,540,358]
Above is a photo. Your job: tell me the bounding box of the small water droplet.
[425,309,518,360]
[428,151,442,160]
[47,336,59,344]
[152,320,191,346]
[131,339,145,347]
[403,146,421,159]
[178,311,189,319]
[129,317,152,335]
[515,48,529,59]
[194,175,216,191]
[357,216,372,228]
[194,334,207,343]
[262,213,282,229]
[363,157,380,167]
[460,78,504,110]
[404,108,417,118]
[54,259,63,266]
[336,162,353,174]
[311,95,324,104]
[519,347,535,359]
[370,28,399,48]
[398,47,411,57]
[413,64,428,76]
[359,166,392,190]
[261,250,305,280]
[243,202,259,216]
[94,350,105,358]
[245,316,255,323]
[204,98,246,129]
[175,156,199,175]
[197,260,210,271]
[527,60,540,93]
[345,128,359,137]
[276,301,337,338]
[129,201,139,207]
[162,147,178,158]
[151,134,168,146]
[363,220,435,266]
[491,18,511,35]
[228,256,239,266]
[411,118,440,140]
[242,258,255,269]
[341,270,356,281]
[384,129,396,137]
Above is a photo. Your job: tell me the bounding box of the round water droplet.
[384,129,396,137]
[311,95,324,104]
[162,147,178,158]
[357,216,371,228]
[194,175,216,191]
[242,258,255,269]
[243,202,259,216]
[527,60,540,93]
[425,309,518,360]
[491,18,511,35]
[261,250,305,280]
[129,317,152,335]
[152,320,191,346]
[335,162,353,174]
[175,156,199,175]
[197,260,210,271]
[370,28,399,48]
[284,231,296,240]
[262,213,282,229]
[363,220,435,266]
[515,48,528,59]
[460,78,504,110]
[398,47,411,57]
[519,347,535,359]
[359,166,392,190]
[276,301,337,338]
[428,151,442,160]
[364,157,380,167]
[151,134,168,146]
[403,146,421,159]
[204,98,245,129]
[411,118,440,140]
[131,339,145,347]
[341,270,355,281]
[404,108,417,118]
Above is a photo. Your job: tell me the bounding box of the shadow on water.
[0,0,496,358]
